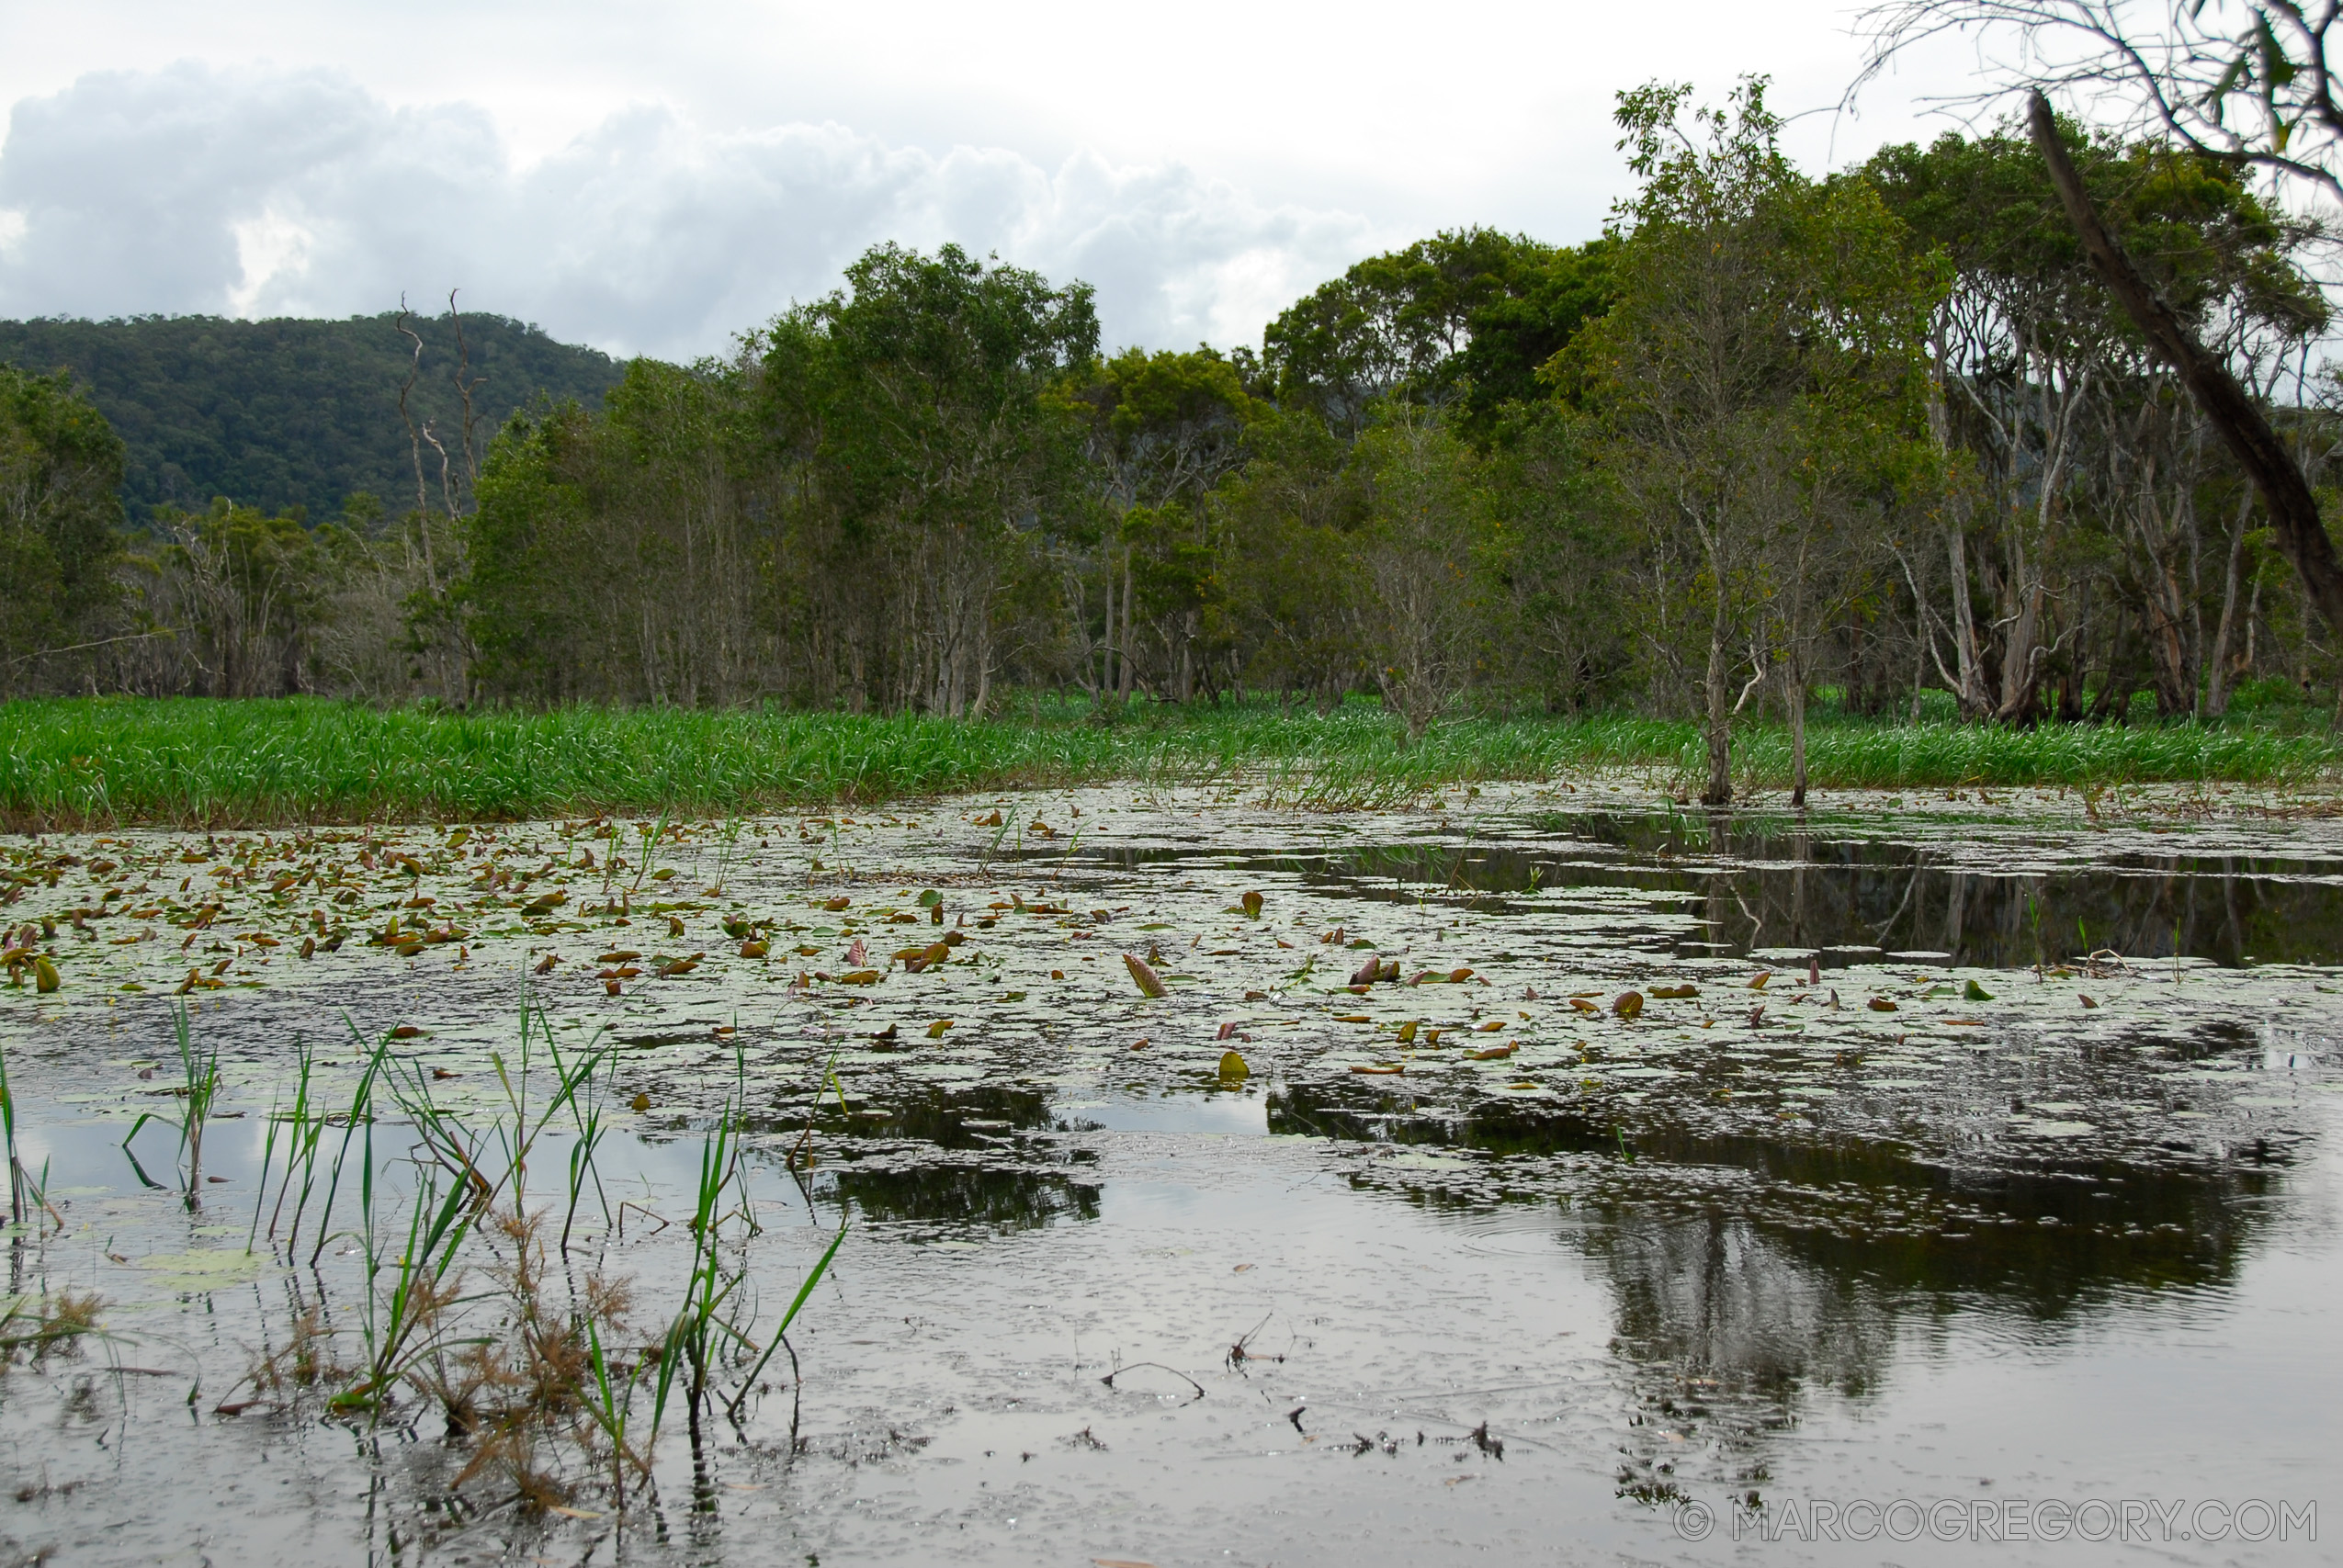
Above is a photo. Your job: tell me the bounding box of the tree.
[1205,409,1372,708]
[1263,230,1610,434]
[1859,4,2343,653]
[0,365,126,688]
[2025,91,2343,650]
[760,243,1099,716]
[1577,80,1941,804]
[1448,239,1618,446]
[1859,1,2343,203]
[141,501,332,696]
[1057,347,1261,703]
[1352,410,1493,741]
[1865,119,2326,719]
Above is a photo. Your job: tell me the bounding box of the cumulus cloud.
[0,63,1382,357]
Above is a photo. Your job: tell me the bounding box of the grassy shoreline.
[4,696,2338,829]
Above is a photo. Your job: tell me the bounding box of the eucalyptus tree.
[1351,409,1495,741]
[1860,5,2343,654]
[1867,123,2325,718]
[760,243,1099,716]
[141,502,333,697]
[1579,79,1941,805]
[1057,346,1261,703]
[1262,229,1618,440]
[1203,408,1373,708]
[465,359,766,706]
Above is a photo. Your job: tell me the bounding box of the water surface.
[1,784,2336,1564]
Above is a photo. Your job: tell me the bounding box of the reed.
[4,998,844,1515]
[0,1037,57,1231]
[119,1003,222,1201]
[255,1035,322,1249]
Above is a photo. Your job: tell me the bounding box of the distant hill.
[0,312,629,522]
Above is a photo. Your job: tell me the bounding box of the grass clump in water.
[207,998,845,1519]
[0,1290,102,1364]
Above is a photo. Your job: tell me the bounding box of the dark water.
[2,798,2338,1565]
[1244,812,2343,969]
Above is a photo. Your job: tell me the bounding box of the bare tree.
[1858,2,2343,202]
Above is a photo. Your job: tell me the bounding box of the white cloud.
[0,63,1385,357]
[226,206,316,317]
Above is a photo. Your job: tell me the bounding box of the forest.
[0,310,625,520]
[4,83,2340,805]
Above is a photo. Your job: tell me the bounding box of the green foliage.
[1352,409,1497,739]
[1058,344,1261,504]
[1,695,2331,829]
[1263,227,1613,437]
[1864,123,2325,346]
[5,106,2333,742]
[1449,239,1616,441]
[0,312,625,521]
[763,242,1099,530]
[1574,76,1944,800]
[0,365,126,674]
[463,358,754,705]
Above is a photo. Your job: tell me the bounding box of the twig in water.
[1098,1361,1205,1399]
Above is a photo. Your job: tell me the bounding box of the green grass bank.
[4,696,2339,829]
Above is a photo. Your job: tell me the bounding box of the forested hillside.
[0,311,626,520]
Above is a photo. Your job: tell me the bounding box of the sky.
[0,1,1991,360]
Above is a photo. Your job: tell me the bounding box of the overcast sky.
[0,1,1987,359]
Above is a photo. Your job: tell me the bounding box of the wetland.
[0,779,2337,1565]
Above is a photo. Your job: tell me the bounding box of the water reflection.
[1273,1085,2271,1309]
[1278,1078,2291,1507]
[821,1164,1101,1232]
[1058,808,2343,967]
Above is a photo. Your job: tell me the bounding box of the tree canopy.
[9,93,2337,746]
[0,311,625,523]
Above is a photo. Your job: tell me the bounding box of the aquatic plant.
[5,695,2337,830]
[119,1002,221,1201]
[0,1289,101,1361]
[0,1035,56,1228]
[650,1061,845,1455]
[205,1006,852,1516]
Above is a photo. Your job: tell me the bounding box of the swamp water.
[0,782,2338,1565]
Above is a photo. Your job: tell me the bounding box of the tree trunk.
[1996,572,2047,722]
[1702,603,1732,807]
[1100,555,1116,705]
[2144,567,2192,718]
[2204,495,2251,719]
[1118,547,1136,699]
[2244,564,2264,677]
[1788,674,1808,808]
[1910,628,1927,722]
[1946,525,1989,718]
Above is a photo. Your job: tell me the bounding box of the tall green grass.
[3,695,2336,828]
